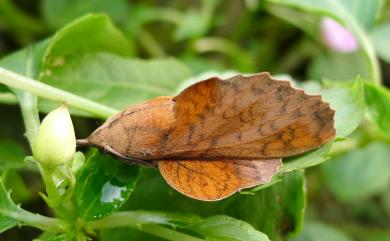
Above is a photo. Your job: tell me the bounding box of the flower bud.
[33,103,76,166]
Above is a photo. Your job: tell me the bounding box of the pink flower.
[321,17,358,53]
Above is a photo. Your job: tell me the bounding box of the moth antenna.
[76,139,90,147]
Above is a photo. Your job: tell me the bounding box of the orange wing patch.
[158,159,282,201]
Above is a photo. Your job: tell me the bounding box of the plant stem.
[0,92,18,104]
[14,47,41,148]
[0,209,64,232]
[88,211,199,229]
[138,28,167,58]
[193,37,254,71]
[0,67,118,119]
[15,91,40,148]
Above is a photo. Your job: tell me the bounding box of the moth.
[79,73,335,201]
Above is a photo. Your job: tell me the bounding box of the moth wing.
[162,73,335,159]
[158,159,282,201]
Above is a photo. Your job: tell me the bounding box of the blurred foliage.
[0,0,389,241]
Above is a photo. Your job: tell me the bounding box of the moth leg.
[158,159,282,201]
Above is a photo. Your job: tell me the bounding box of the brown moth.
[80,73,336,201]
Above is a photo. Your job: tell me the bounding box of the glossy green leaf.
[75,149,140,220]
[0,180,19,233]
[40,53,192,114]
[0,140,26,171]
[364,82,390,135]
[322,142,390,201]
[41,0,129,29]
[289,221,353,241]
[371,23,390,63]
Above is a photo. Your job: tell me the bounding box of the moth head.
[86,97,176,160]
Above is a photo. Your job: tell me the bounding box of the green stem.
[0,92,18,104]
[138,28,166,58]
[0,209,64,232]
[15,91,40,148]
[0,67,118,119]
[142,7,184,26]
[193,37,254,70]
[88,211,198,229]
[14,47,40,148]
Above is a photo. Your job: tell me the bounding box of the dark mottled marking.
[278,102,287,114]
[293,109,303,118]
[187,124,195,145]
[208,137,218,149]
[237,132,242,140]
[251,86,264,95]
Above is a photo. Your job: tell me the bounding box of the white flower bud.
[33,103,76,166]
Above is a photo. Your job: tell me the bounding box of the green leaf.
[41,0,129,29]
[321,78,365,138]
[364,82,390,135]
[40,53,192,114]
[0,180,19,232]
[281,143,332,172]
[94,210,269,241]
[308,51,370,82]
[371,22,390,63]
[0,140,26,171]
[0,180,61,233]
[226,171,305,241]
[289,221,353,241]
[126,169,305,241]
[42,14,133,70]
[190,215,270,241]
[0,14,132,80]
[75,149,140,220]
[322,142,390,201]
[368,231,390,241]
[0,40,48,78]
